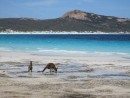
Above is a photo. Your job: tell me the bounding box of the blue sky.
[0,0,130,19]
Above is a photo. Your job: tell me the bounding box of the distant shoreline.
[0,31,130,34]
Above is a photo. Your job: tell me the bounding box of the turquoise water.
[0,34,130,56]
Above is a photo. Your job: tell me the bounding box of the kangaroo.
[28,61,33,72]
[42,63,58,73]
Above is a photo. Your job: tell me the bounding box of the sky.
[0,0,130,19]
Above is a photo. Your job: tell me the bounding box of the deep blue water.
[0,34,130,56]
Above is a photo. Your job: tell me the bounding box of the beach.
[0,0,130,97]
[0,51,130,98]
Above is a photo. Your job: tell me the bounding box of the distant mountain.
[0,10,130,32]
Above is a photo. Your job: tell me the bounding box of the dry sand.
[0,51,130,98]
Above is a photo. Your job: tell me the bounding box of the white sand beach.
[0,51,130,98]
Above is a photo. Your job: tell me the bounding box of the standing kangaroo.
[42,63,58,73]
[28,61,33,72]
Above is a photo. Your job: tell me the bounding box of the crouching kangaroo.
[28,61,33,72]
[42,63,58,73]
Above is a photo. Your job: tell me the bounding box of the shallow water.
[0,63,130,80]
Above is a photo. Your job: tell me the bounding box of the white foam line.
[34,49,130,56]
[93,51,129,56]
[37,49,87,54]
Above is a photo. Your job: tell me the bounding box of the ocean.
[0,34,130,56]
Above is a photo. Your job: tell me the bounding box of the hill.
[0,10,130,32]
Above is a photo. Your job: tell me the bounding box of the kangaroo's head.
[55,64,59,73]
[30,61,33,66]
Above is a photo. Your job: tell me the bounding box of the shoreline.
[0,31,130,34]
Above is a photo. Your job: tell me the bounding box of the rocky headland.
[0,10,130,33]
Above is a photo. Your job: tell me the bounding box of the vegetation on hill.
[0,10,130,32]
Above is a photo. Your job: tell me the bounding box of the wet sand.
[0,51,130,98]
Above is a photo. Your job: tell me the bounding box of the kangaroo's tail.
[42,67,47,72]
